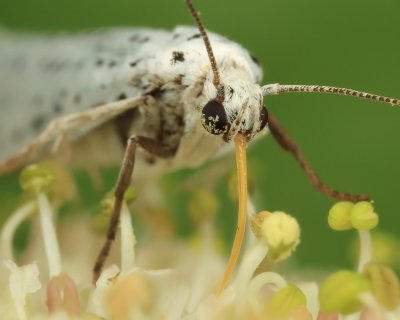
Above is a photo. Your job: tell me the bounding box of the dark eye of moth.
[258,105,268,132]
[201,100,229,135]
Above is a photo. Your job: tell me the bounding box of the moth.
[0,0,398,293]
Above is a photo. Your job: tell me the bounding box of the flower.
[0,165,399,319]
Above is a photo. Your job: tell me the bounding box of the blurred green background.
[0,0,399,274]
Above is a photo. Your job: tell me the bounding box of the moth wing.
[0,28,172,173]
[0,95,152,173]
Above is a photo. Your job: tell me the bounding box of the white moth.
[0,26,264,174]
[0,15,267,288]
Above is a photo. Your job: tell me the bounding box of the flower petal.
[3,259,41,320]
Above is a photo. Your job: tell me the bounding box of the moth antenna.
[262,83,400,107]
[184,0,224,102]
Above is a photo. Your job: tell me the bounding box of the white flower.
[1,165,399,319]
[3,260,42,320]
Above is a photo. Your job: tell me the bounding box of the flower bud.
[266,284,307,319]
[319,270,372,315]
[124,186,138,204]
[188,189,218,223]
[363,263,400,310]
[100,192,115,216]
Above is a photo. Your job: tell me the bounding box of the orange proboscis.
[216,133,248,297]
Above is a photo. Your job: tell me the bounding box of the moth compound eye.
[258,105,269,132]
[201,100,229,135]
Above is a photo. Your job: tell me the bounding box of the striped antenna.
[262,83,400,106]
[184,0,224,103]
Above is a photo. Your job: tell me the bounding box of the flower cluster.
[0,164,399,319]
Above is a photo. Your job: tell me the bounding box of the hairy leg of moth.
[92,136,176,284]
[268,113,370,202]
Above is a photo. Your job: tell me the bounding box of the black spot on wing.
[95,59,104,67]
[187,33,201,41]
[31,115,47,133]
[73,94,81,105]
[129,34,140,42]
[109,61,117,68]
[171,51,185,64]
[53,102,63,114]
[129,34,150,43]
[130,59,141,67]
[138,36,150,44]
[117,93,127,101]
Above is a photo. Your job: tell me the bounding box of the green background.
[0,0,399,274]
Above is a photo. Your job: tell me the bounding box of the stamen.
[249,272,288,298]
[18,164,62,277]
[120,202,136,273]
[1,201,36,259]
[234,242,269,316]
[262,83,400,107]
[349,202,377,272]
[216,133,247,297]
[357,230,372,273]
[248,272,289,315]
[235,241,269,289]
[38,191,62,278]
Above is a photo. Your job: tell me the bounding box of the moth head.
[183,0,268,141]
[201,95,268,140]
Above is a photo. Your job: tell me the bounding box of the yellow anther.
[350,201,378,230]
[19,164,54,194]
[328,202,353,231]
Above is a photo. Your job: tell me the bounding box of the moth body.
[0,26,264,173]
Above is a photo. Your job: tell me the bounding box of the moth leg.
[267,113,370,202]
[0,96,154,173]
[92,136,176,284]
